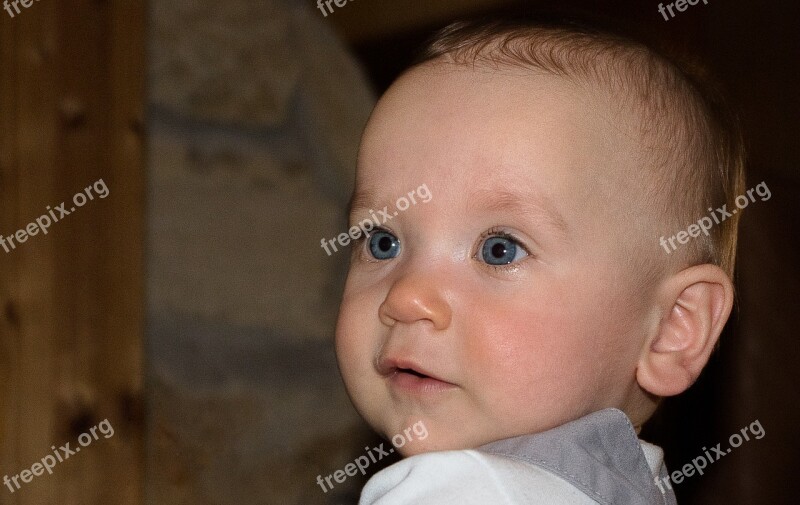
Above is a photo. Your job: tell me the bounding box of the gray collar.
[478,408,677,504]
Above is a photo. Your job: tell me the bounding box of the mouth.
[378,358,457,394]
[397,367,429,378]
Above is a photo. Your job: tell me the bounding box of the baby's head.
[335,17,743,455]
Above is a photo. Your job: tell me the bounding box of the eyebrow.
[348,188,376,217]
[348,186,569,241]
[467,188,569,240]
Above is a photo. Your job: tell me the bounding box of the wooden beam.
[0,1,145,503]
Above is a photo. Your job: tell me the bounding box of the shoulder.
[359,449,598,505]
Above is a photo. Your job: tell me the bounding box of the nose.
[378,270,452,330]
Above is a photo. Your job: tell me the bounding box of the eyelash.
[351,226,386,244]
[474,226,532,272]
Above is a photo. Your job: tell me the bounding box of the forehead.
[361,63,592,160]
[356,63,637,212]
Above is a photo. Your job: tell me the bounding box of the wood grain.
[0,1,144,504]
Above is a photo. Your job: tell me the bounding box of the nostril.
[378,300,398,327]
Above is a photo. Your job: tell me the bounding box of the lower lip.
[389,372,457,394]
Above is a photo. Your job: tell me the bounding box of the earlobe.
[637,264,734,397]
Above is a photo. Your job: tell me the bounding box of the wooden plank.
[1,2,61,503]
[0,0,144,503]
[0,7,22,505]
[102,0,146,502]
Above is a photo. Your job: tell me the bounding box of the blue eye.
[480,235,527,266]
[368,230,400,260]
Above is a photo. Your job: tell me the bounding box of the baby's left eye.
[478,234,528,266]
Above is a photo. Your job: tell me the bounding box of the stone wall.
[146,1,377,503]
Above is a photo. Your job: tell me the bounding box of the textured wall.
[146,1,376,503]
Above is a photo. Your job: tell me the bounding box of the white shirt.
[359,440,666,505]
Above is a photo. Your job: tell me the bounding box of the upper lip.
[377,356,453,384]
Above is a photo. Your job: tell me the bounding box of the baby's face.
[336,63,656,455]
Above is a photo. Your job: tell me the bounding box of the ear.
[637,264,734,397]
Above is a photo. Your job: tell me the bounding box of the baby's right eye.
[367,229,400,260]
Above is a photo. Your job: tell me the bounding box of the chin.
[376,415,498,456]
[401,431,493,456]
[395,438,450,457]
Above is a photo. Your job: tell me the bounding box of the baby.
[335,15,743,504]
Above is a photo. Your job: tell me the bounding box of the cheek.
[462,287,611,402]
[470,285,590,353]
[335,288,377,372]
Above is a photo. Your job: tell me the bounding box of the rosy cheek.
[465,299,590,392]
